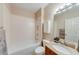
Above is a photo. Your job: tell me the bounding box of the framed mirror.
[53,3,79,49]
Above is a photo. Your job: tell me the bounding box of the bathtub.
[11,42,41,55]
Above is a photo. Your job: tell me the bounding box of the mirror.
[53,3,79,49]
[53,12,65,43]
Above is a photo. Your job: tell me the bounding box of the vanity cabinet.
[45,46,57,55]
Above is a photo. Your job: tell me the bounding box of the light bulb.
[59,6,65,10]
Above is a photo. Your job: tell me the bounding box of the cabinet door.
[45,46,57,55]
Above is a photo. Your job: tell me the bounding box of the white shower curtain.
[65,17,79,45]
[0,27,7,55]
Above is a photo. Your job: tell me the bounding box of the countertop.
[43,40,79,55]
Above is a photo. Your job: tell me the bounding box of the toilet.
[35,46,45,55]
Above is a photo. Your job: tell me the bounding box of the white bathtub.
[11,42,41,55]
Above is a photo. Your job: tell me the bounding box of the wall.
[44,20,49,33]
[0,4,36,54]
[0,4,3,27]
[8,8,35,54]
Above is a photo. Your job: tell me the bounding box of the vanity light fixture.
[59,4,65,10]
[55,3,78,15]
[65,3,71,6]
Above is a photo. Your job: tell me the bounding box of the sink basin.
[52,43,79,55]
[52,45,71,54]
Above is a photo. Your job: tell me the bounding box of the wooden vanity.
[43,40,79,55]
[45,46,57,55]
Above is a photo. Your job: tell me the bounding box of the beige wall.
[0,4,3,27]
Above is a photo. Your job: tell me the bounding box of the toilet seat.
[35,46,45,55]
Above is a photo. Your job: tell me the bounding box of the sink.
[44,40,79,54]
[52,45,71,54]
[52,43,79,54]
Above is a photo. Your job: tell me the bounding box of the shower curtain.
[65,17,79,43]
[0,27,7,55]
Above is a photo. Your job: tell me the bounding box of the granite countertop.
[43,40,79,55]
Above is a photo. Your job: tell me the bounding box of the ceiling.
[10,3,48,13]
